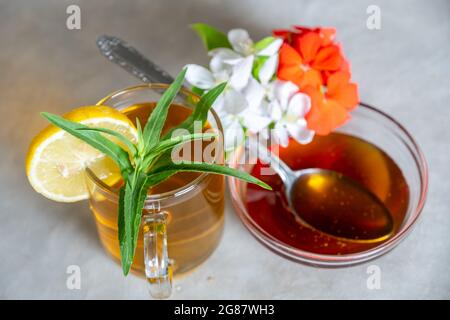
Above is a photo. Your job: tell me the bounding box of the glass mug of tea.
[84,84,225,298]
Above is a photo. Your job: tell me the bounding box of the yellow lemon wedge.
[26,105,137,202]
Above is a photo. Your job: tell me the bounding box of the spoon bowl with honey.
[256,143,394,243]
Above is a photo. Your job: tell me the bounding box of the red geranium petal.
[295,32,321,64]
[321,56,351,83]
[278,65,304,87]
[300,69,323,89]
[273,29,292,42]
[304,86,349,135]
[293,25,313,32]
[278,43,303,66]
[292,26,336,46]
[327,71,359,110]
[311,45,342,71]
[318,28,336,46]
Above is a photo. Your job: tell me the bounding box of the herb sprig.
[41,68,271,275]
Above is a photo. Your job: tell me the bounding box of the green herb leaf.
[119,170,149,275]
[154,132,217,154]
[190,82,226,124]
[190,86,205,96]
[76,127,138,157]
[136,118,145,155]
[40,112,132,176]
[145,171,177,189]
[117,187,126,269]
[151,161,272,190]
[191,23,232,51]
[142,68,187,153]
[163,82,227,139]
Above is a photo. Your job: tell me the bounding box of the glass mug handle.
[143,209,172,299]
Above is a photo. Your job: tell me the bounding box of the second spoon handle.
[97,35,175,84]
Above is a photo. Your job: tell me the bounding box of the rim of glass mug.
[86,83,224,204]
[228,102,429,267]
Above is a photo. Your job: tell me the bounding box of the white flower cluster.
[185,29,314,152]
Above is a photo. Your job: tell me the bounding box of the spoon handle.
[247,138,296,185]
[96,35,175,84]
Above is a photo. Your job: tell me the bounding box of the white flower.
[239,78,272,134]
[269,81,315,147]
[227,29,283,58]
[216,32,282,137]
[185,59,253,152]
[221,113,245,153]
[186,28,314,154]
[211,29,282,88]
[228,29,254,55]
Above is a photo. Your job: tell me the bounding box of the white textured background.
[0,0,449,299]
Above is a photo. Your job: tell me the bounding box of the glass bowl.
[228,102,428,267]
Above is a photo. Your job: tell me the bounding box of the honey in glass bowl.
[246,132,409,255]
[229,103,427,266]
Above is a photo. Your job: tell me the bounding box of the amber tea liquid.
[246,133,409,254]
[88,103,225,274]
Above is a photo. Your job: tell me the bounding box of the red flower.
[277,32,346,90]
[278,43,323,89]
[292,26,336,46]
[293,32,342,71]
[303,71,359,135]
[273,26,337,48]
[273,25,359,135]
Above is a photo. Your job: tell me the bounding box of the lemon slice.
[26,105,138,202]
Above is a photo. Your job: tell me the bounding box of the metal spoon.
[96,35,394,242]
[97,35,176,84]
[255,144,394,242]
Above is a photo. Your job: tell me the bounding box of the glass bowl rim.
[85,83,224,203]
[227,102,429,265]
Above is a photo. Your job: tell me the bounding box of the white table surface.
[1,0,449,299]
